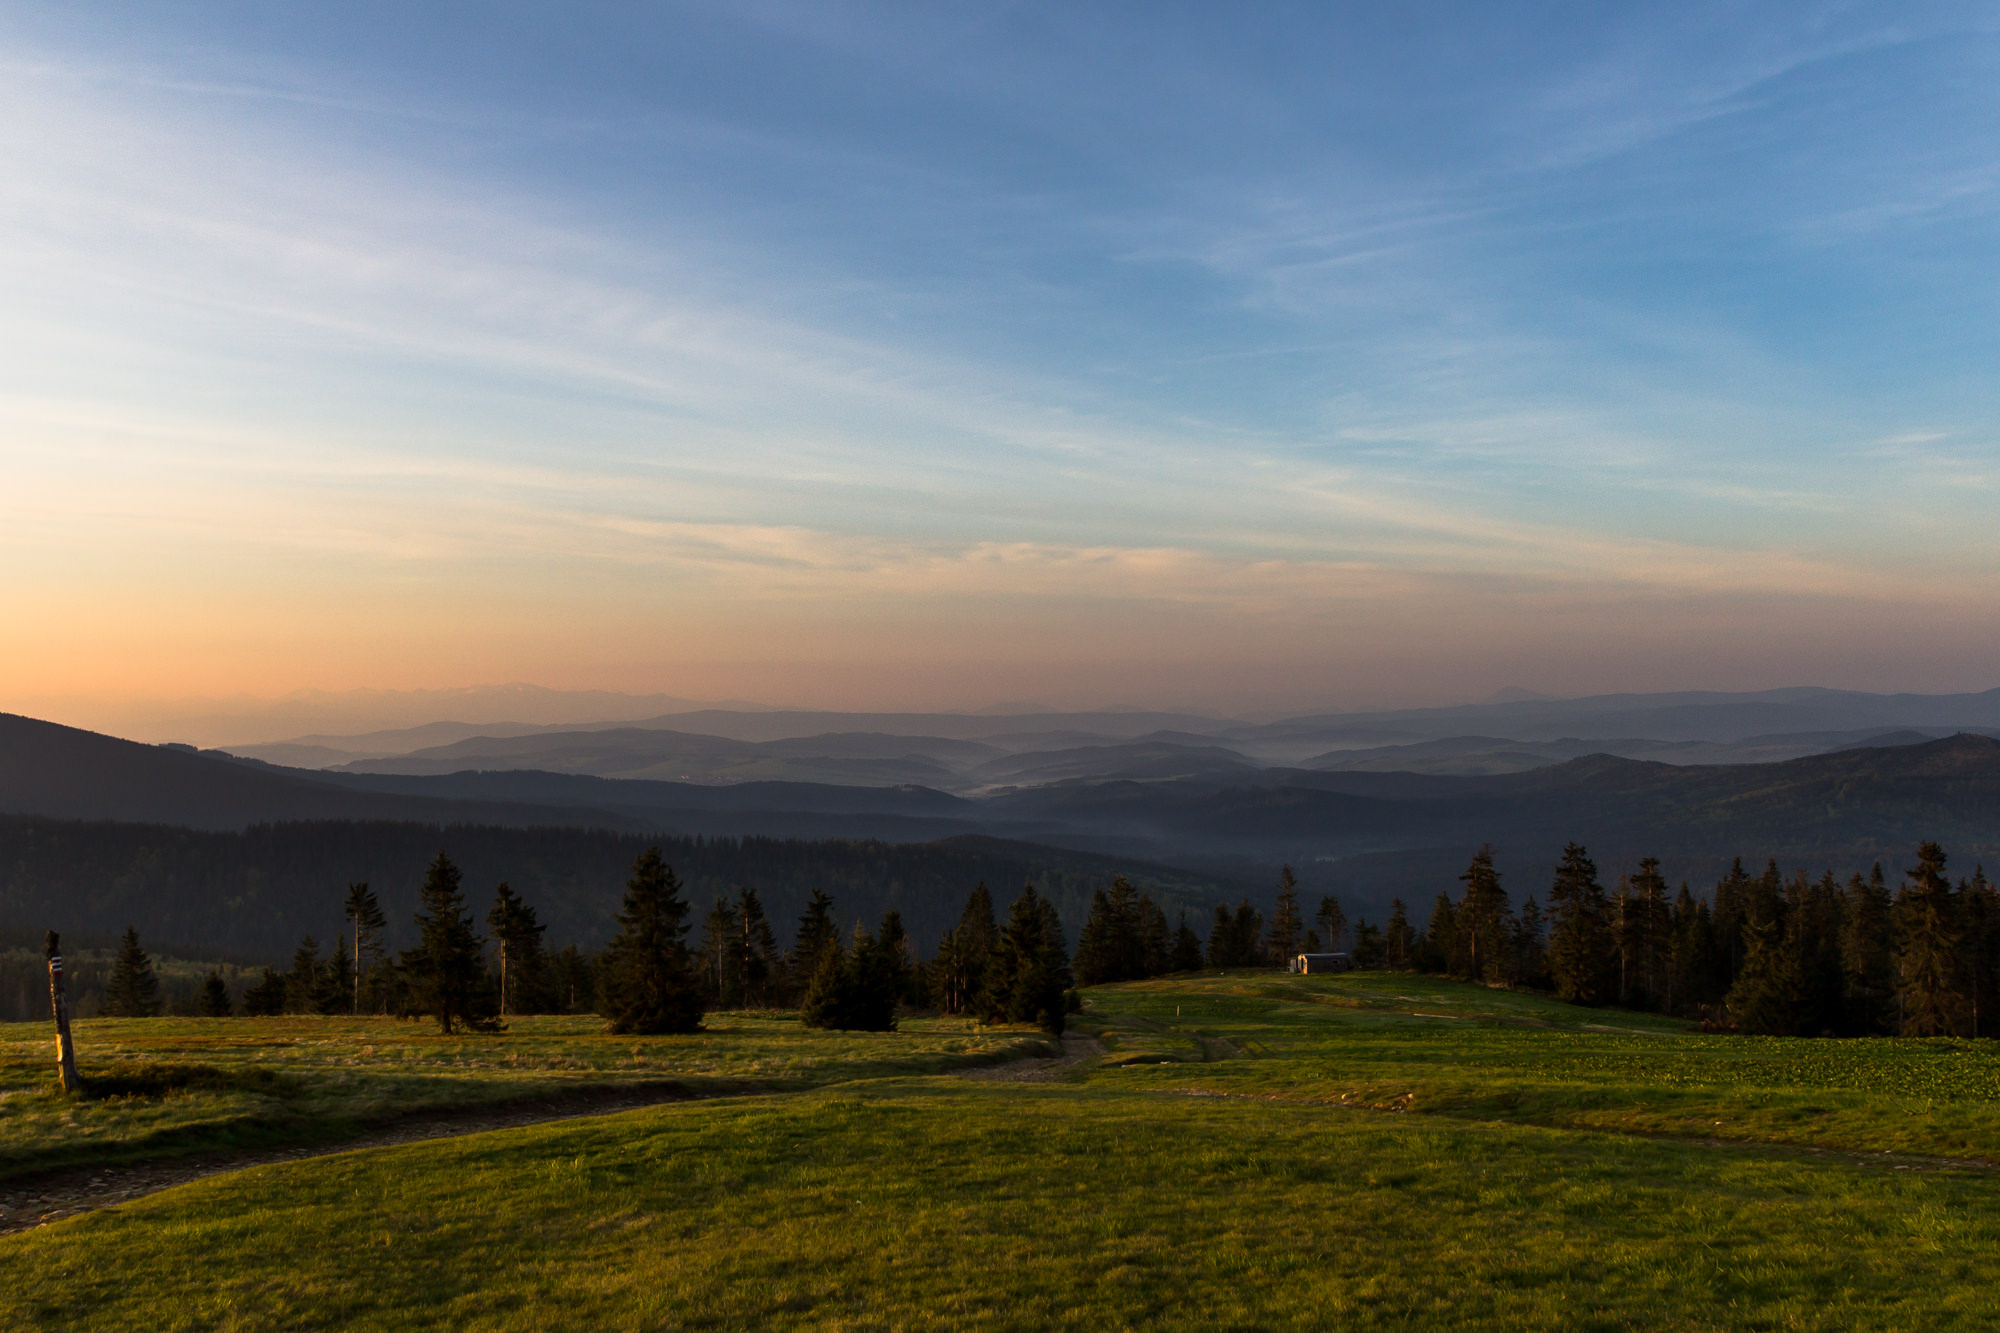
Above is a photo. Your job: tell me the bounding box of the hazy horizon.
[13,677,2000,750]
[6,6,2000,729]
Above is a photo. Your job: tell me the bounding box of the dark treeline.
[1291,840,1998,1039]
[0,815,1227,960]
[1058,840,2000,1041]
[95,845,1079,1035]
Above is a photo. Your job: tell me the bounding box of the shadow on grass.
[80,1063,290,1102]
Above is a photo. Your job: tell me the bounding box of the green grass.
[0,1012,1043,1180]
[6,972,2000,1329]
[5,1078,1999,1330]
[1079,971,2000,1160]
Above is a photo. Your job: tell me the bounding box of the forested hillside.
[0,816,1235,963]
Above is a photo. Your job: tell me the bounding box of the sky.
[5,2,2000,735]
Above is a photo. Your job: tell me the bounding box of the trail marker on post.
[46,930,81,1094]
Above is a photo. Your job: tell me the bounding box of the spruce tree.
[1510,896,1547,988]
[853,923,903,1030]
[1137,896,1171,977]
[956,883,1001,1011]
[1711,857,1753,987]
[401,852,500,1035]
[1266,865,1304,965]
[799,936,847,1028]
[1789,870,1846,1036]
[799,922,901,1032]
[877,909,915,1006]
[1233,900,1265,967]
[1547,842,1613,1003]
[737,887,782,1008]
[1840,865,1895,1034]
[102,926,161,1018]
[1896,841,1965,1037]
[790,888,840,995]
[1961,867,2000,1040]
[1315,895,1347,953]
[1106,877,1144,979]
[987,885,1067,1033]
[699,895,744,1007]
[1621,858,1670,1008]
[285,937,322,1015]
[1419,893,1457,973]
[1384,899,1415,971]
[1169,910,1204,972]
[198,971,233,1018]
[1206,903,1237,968]
[1074,887,1124,987]
[549,944,598,1015]
[487,882,546,1017]
[928,926,971,1014]
[321,935,355,1015]
[1074,879,1154,986]
[241,967,287,1017]
[1351,919,1383,968]
[1455,846,1512,983]
[600,846,705,1035]
[345,882,388,1015]
[1037,892,1073,990]
[1726,914,1791,1035]
[1667,886,1717,1014]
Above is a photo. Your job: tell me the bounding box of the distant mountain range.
[218,687,2000,787]
[8,704,2000,935]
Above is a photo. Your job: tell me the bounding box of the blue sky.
[4,3,1999,725]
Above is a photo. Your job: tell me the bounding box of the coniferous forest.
[3,797,1991,1042]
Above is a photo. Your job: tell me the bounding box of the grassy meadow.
[0,1012,1044,1180]
[5,972,2000,1329]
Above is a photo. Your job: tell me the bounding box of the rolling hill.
[7,710,2000,936]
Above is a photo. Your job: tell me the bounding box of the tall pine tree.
[1547,843,1613,1004]
[1383,899,1415,971]
[1839,866,1895,1035]
[102,926,161,1018]
[986,886,1067,1033]
[1266,865,1304,965]
[1169,910,1205,972]
[737,887,783,1008]
[600,846,705,1035]
[198,970,233,1018]
[344,882,388,1016]
[401,853,499,1034]
[488,882,546,1016]
[1896,841,1964,1037]
[1455,846,1512,983]
[790,888,840,997]
[1315,895,1347,953]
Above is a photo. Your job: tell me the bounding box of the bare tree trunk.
[45,931,80,1094]
[499,940,509,1019]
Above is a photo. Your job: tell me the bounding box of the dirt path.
[0,1080,722,1238]
[957,1032,1103,1082]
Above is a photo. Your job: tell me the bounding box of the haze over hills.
[221,686,2000,787]
[9,706,2000,937]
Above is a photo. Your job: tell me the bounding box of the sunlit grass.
[4,1078,1997,1330]
[1079,971,2000,1159]
[0,1012,1044,1179]
[7,972,2000,1329]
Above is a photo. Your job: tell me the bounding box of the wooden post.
[46,930,80,1094]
